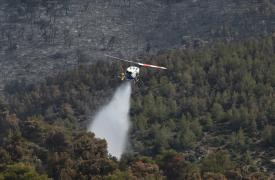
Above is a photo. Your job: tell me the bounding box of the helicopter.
[104,54,167,83]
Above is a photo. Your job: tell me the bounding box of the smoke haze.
[88,82,131,159]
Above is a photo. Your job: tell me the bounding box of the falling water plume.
[88,82,131,159]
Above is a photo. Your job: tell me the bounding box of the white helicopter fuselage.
[125,66,140,80]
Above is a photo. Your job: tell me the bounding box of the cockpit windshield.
[125,71,133,79]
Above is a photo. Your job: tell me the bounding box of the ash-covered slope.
[0,0,275,88]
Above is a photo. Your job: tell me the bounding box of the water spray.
[88,82,132,159]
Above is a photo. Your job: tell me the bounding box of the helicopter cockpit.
[125,66,140,80]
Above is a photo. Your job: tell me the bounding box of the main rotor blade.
[104,54,140,65]
[138,63,167,70]
[104,54,167,70]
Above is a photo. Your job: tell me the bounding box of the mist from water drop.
[88,82,131,159]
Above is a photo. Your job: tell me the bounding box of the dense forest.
[0,36,275,179]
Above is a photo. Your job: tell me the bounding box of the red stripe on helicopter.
[139,63,167,69]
